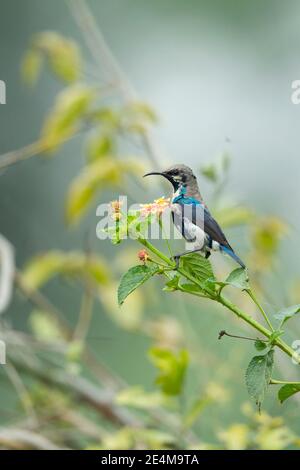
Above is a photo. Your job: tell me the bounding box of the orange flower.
[138,249,149,263]
[110,200,123,220]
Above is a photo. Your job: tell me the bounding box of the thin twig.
[218,329,266,342]
[246,289,274,332]
[0,141,45,172]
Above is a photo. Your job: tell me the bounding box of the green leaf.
[254,339,267,351]
[66,157,144,224]
[278,383,300,403]
[180,283,206,294]
[85,132,115,163]
[163,274,180,292]
[32,32,82,83]
[274,304,300,326]
[149,347,189,396]
[181,253,215,293]
[225,267,249,290]
[118,264,159,306]
[41,84,95,151]
[245,350,274,409]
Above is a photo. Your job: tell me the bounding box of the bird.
[143,164,245,269]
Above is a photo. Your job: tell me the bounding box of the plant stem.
[139,238,300,365]
[270,379,300,385]
[139,238,212,295]
[219,294,299,362]
[218,330,265,342]
[218,294,271,338]
[246,289,274,332]
[0,141,45,171]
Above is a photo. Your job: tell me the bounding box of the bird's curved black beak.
[143,171,163,178]
[143,171,173,184]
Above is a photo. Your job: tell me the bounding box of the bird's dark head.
[143,164,197,190]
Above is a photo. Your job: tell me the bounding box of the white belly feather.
[171,203,221,253]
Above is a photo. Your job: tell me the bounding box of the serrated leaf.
[278,383,300,403]
[245,350,274,408]
[149,347,189,396]
[274,304,300,326]
[225,267,249,290]
[181,253,215,293]
[118,264,159,306]
[254,339,267,351]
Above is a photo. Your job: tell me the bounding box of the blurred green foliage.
[0,3,300,450]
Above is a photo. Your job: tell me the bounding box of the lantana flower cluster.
[140,196,170,217]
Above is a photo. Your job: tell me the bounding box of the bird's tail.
[221,245,246,269]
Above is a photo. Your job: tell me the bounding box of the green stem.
[139,238,173,266]
[159,219,174,258]
[219,294,298,362]
[270,379,300,385]
[218,294,271,339]
[140,238,212,296]
[138,238,300,364]
[246,289,274,332]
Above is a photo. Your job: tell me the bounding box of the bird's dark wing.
[172,201,233,250]
[202,207,233,250]
[182,202,233,250]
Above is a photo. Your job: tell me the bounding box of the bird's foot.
[171,255,181,270]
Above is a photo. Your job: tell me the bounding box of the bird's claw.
[171,255,180,270]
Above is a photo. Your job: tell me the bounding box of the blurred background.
[0,0,299,450]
